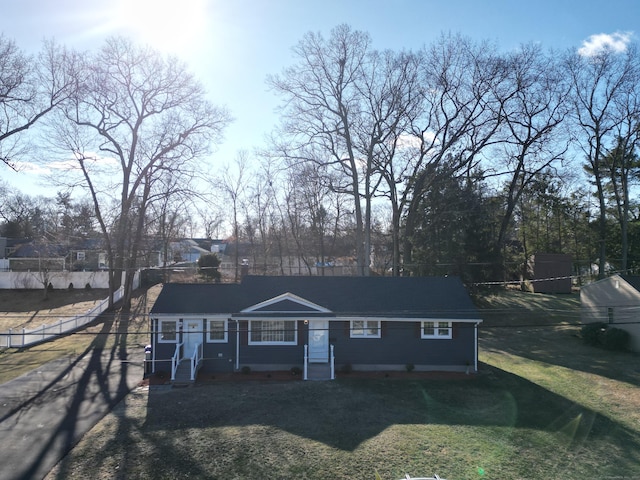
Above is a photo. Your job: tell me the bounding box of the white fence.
[0,286,124,348]
[0,270,139,289]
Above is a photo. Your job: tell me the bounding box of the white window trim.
[248,319,298,345]
[158,318,178,343]
[421,320,452,339]
[350,319,381,339]
[207,318,228,343]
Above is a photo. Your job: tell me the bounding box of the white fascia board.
[241,292,332,314]
[336,316,482,323]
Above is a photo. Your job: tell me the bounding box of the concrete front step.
[172,362,194,385]
[307,363,333,380]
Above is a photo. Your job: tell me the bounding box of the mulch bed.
[139,369,476,386]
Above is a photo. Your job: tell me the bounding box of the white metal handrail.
[303,344,335,381]
[171,341,184,380]
[190,342,203,380]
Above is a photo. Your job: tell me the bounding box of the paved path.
[0,346,144,480]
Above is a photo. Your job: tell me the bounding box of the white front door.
[308,320,329,363]
[183,319,202,357]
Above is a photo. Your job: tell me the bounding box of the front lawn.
[44,288,640,479]
[46,365,640,480]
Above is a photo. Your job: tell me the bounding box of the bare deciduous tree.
[219,151,249,282]
[400,33,506,273]
[0,36,77,169]
[566,41,638,278]
[54,36,231,305]
[268,24,375,275]
[487,43,571,279]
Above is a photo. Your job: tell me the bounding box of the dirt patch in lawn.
[0,288,110,332]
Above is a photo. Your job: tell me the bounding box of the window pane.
[250,320,295,343]
[423,321,434,336]
[283,321,295,342]
[209,320,225,340]
[438,321,450,336]
[352,320,364,336]
[161,321,176,341]
[367,320,379,336]
[251,321,262,342]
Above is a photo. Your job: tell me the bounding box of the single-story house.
[580,274,640,352]
[149,275,482,382]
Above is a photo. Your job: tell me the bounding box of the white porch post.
[152,318,157,374]
[235,319,240,371]
[474,321,480,372]
[330,344,335,380]
[303,344,308,380]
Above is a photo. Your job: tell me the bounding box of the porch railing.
[190,342,203,381]
[303,344,335,381]
[171,341,184,381]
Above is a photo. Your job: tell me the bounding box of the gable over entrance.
[241,292,332,314]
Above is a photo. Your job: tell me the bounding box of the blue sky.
[2,0,639,194]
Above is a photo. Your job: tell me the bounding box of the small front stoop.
[307,363,332,381]
[172,362,195,387]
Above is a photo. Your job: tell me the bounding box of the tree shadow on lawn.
[480,324,640,387]
[140,367,640,476]
[1,289,147,480]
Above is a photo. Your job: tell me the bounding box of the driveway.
[0,345,144,480]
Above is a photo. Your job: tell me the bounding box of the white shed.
[580,274,640,352]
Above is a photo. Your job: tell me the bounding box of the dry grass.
[0,288,109,332]
[0,285,161,384]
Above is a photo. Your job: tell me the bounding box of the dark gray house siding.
[330,321,476,370]
[236,320,307,370]
[149,276,482,375]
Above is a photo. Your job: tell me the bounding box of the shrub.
[603,327,630,351]
[198,253,222,282]
[290,366,302,376]
[581,322,607,346]
[241,366,251,375]
[85,283,92,290]
[340,363,353,374]
[68,282,74,290]
[405,363,415,373]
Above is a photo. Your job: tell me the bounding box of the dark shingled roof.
[620,275,640,292]
[150,276,480,319]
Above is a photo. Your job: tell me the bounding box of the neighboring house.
[581,274,640,352]
[149,275,483,383]
[169,239,212,263]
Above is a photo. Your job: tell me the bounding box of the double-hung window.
[350,319,381,338]
[421,321,452,339]
[158,319,178,343]
[249,320,297,345]
[208,319,227,343]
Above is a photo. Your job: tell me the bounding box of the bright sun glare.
[114,0,208,54]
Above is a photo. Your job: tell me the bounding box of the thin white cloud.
[12,153,118,176]
[578,31,634,57]
[12,161,52,175]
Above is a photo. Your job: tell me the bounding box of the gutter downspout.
[235,318,240,371]
[152,318,157,374]
[474,321,480,372]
